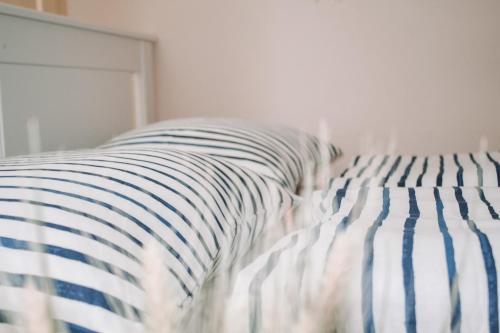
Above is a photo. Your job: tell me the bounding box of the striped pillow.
[227,186,500,333]
[312,152,500,225]
[0,148,293,332]
[338,152,500,187]
[101,118,341,191]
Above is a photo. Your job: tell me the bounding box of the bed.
[0,4,499,333]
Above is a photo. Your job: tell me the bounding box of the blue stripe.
[436,155,444,186]
[469,153,483,186]
[477,188,499,220]
[357,156,376,178]
[0,236,140,287]
[325,186,370,262]
[0,272,141,321]
[318,178,351,218]
[380,156,402,186]
[0,309,98,333]
[454,187,498,333]
[353,155,361,167]
[66,322,98,333]
[372,155,389,178]
[486,153,500,186]
[331,178,352,214]
[341,155,360,177]
[337,186,370,231]
[362,187,390,333]
[416,158,428,187]
[453,154,464,186]
[398,156,417,187]
[402,188,419,333]
[0,309,9,323]
[434,188,461,332]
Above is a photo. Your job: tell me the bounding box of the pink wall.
[68,0,500,161]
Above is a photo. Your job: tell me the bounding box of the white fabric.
[0,148,292,332]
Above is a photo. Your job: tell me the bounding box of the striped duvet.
[228,152,500,333]
[0,148,292,332]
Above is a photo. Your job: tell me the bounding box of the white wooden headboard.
[0,4,156,157]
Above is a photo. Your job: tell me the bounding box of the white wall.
[68,0,500,162]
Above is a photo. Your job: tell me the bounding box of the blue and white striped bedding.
[228,152,500,333]
[338,152,500,187]
[0,148,293,332]
[0,115,497,333]
[101,118,341,191]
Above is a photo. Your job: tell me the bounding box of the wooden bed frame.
[0,3,156,157]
